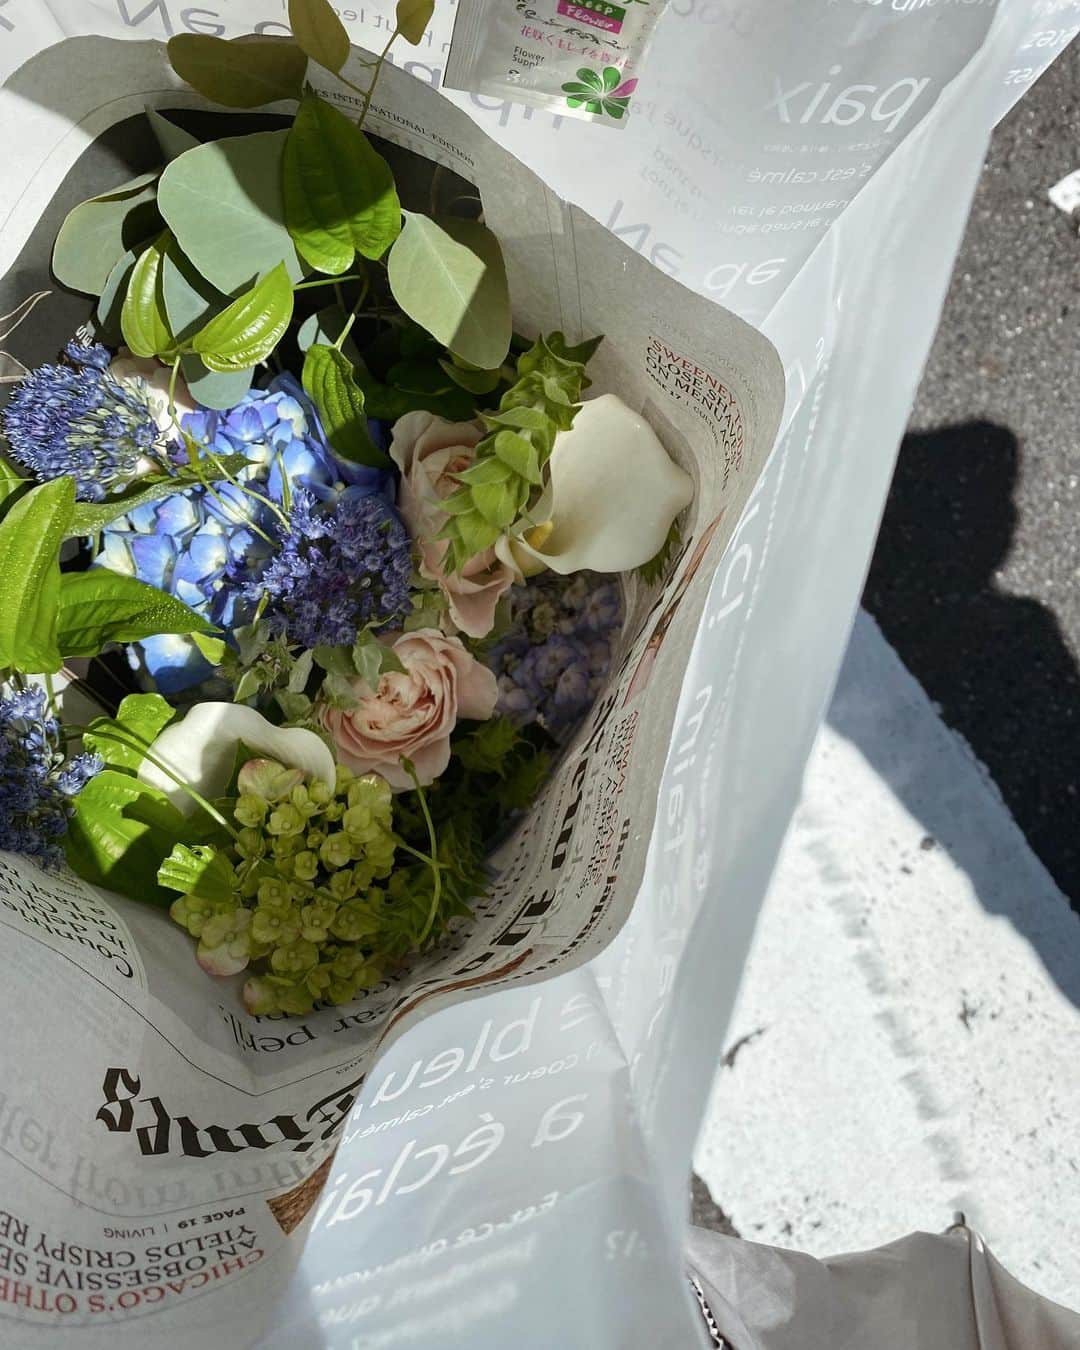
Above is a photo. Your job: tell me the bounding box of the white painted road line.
[694,609,1080,1310]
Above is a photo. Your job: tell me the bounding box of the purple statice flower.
[243,488,412,649]
[0,686,102,868]
[487,572,623,741]
[96,375,392,694]
[1,341,167,502]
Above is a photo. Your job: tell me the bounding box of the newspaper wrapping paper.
[0,3,1075,1348]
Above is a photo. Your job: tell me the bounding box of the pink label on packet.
[556,0,624,34]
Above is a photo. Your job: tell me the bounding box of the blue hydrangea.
[96,376,391,694]
[0,686,102,868]
[1,341,167,501]
[243,488,412,650]
[487,573,623,741]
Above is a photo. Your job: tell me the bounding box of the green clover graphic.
[561,66,638,119]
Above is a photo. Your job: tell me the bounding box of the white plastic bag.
[0,3,1073,1348]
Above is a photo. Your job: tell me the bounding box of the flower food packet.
[444,0,669,126]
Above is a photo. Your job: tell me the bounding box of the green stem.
[357,29,400,130]
[43,671,59,721]
[294,274,366,292]
[403,759,442,944]
[334,275,370,351]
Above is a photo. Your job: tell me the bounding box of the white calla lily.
[495,394,694,577]
[138,702,336,814]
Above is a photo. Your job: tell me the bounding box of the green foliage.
[0,459,29,518]
[166,33,307,108]
[0,476,74,675]
[52,172,161,297]
[55,571,215,658]
[158,843,237,903]
[301,343,390,468]
[121,232,176,359]
[157,131,302,294]
[191,262,294,372]
[439,332,601,571]
[65,455,252,538]
[179,356,255,411]
[452,716,520,776]
[162,238,226,342]
[395,0,435,44]
[96,248,140,343]
[288,0,350,71]
[387,214,511,370]
[284,93,401,274]
[636,519,681,586]
[84,693,176,771]
[64,770,191,909]
[146,108,200,162]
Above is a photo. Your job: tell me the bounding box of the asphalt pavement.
[864,46,1080,903]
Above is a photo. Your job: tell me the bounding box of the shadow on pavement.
[859,419,1080,949]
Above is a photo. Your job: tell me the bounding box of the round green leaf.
[191,262,295,372]
[180,355,255,411]
[57,571,214,658]
[166,33,307,108]
[284,93,401,274]
[52,172,161,296]
[288,0,350,72]
[396,0,435,44]
[387,215,511,369]
[162,239,226,341]
[121,233,176,359]
[158,131,303,294]
[96,247,139,344]
[0,476,74,675]
[146,107,200,162]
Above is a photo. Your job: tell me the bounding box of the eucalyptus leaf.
[162,239,226,341]
[288,0,350,72]
[56,571,214,658]
[52,172,161,296]
[84,693,176,771]
[396,0,435,43]
[191,262,294,372]
[147,107,200,162]
[302,343,390,468]
[180,355,255,411]
[64,770,188,909]
[166,33,307,108]
[0,477,73,674]
[284,92,401,274]
[121,233,176,359]
[387,214,511,369]
[157,131,303,294]
[96,248,139,344]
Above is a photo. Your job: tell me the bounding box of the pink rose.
[390,411,515,639]
[321,629,498,790]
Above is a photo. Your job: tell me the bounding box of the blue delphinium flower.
[0,686,102,868]
[1,341,168,502]
[97,376,392,694]
[243,488,412,650]
[487,573,623,741]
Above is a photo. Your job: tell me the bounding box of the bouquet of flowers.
[0,0,692,1019]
